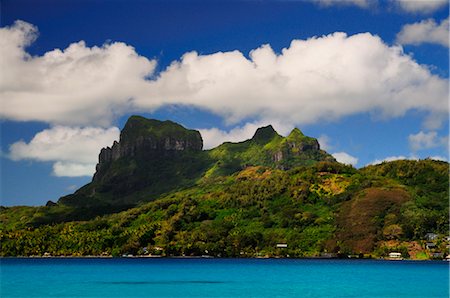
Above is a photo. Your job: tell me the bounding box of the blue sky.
[1,0,449,206]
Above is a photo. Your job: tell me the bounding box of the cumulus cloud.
[332,152,358,166]
[144,33,448,128]
[199,121,293,150]
[408,130,446,152]
[200,123,265,150]
[1,20,448,129]
[397,18,449,47]
[9,126,119,176]
[393,0,448,14]
[53,162,98,177]
[0,20,156,127]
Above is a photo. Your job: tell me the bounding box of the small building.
[425,233,438,241]
[276,243,288,248]
[426,242,436,250]
[388,252,402,259]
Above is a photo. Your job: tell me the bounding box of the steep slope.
[56,117,334,214]
[58,116,211,210]
[206,125,335,177]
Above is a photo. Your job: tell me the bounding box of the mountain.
[1,116,448,259]
[207,125,334,177]
[58,116,208,210]
[57,116,334,214]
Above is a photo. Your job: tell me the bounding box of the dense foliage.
[1,160,448,258]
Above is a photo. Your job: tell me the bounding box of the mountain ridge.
[1,116,447,259]
[58,116,335,212]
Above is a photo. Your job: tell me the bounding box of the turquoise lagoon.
[1,258,448,297]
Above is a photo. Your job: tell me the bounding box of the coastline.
[1,255,445,261]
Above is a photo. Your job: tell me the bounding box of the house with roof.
[426,242,436,250]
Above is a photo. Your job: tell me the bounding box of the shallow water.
[1,258,448,297]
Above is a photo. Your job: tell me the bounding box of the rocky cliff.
[93,116,203,182]
[58,116,208,209]
[58,116,335,215]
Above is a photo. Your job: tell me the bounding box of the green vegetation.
[1,160,448,258]
[0,117,447,258]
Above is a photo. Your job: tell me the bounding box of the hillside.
[25,116,335,222]
[0,117,448,259]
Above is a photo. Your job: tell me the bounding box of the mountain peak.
[251,125,280,144]
[121,116,191,142]
[288,128,305,138]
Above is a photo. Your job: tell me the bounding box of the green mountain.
[59,116,208,210]
[207,125,334,177]
[0,116,448,259]
[54,116,334,219]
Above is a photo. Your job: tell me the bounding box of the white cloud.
[199,121,293,150]
[142,32,448,128]
[408,130,446,151]
[200,123,263,150]
[314,0,372,8]
[393,0,448,14]
[53,162,97,177]
[332,152,358,166]
[317,134,332,151]
[1,21,448,130]
[397,18,449,47]
[9,126,119,176]
[0,20,156,127]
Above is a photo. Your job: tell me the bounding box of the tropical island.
[1,116,448,259]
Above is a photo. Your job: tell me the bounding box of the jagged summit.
[58,116,335,215]
[288,127,305,138]
[251,125,280,144]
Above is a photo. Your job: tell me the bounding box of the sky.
[1,0,449,206]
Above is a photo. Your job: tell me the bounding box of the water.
[1,258,448,297]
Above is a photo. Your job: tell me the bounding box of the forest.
[1,159,448,259]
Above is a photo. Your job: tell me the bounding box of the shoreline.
[0,255,444,261]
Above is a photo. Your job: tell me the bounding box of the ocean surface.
[1,258,448,297]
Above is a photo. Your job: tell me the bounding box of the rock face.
[59,116,206,209]
[58,116,335,215]
[206,124,335,176]
[93,116,203,183]
[270,128,327,168]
